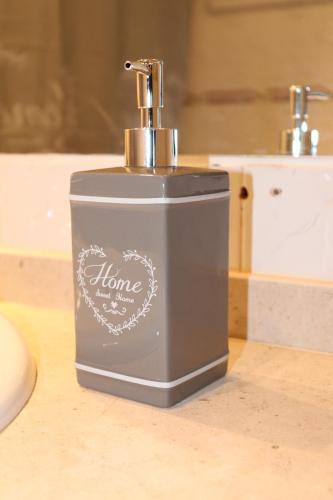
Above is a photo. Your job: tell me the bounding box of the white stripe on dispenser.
[69,191,229,205]
[76,354,228,389]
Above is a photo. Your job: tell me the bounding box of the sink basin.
[0,314,36,431]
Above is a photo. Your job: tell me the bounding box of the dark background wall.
[2,0,333,155]
[0,0,191,153]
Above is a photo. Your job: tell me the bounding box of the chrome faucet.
[280,85,330,157]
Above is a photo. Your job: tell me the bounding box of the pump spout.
[124,58,163,128]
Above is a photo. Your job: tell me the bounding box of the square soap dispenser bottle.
[70,58,230,407]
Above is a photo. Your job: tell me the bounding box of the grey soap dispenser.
[280,84,330,157]
[70,58,230,407]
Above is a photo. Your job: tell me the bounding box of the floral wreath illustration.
[77,245,158,336]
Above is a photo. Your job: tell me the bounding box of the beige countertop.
[0,302,332,500]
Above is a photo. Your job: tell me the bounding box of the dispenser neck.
[290,85,309,131]
[140,108,161,128]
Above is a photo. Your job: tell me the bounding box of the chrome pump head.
[280,85,330,157]
[124,59,178,168]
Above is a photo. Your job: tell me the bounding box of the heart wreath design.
[77,245,158,336]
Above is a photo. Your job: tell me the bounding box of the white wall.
[0,154,123,253]
[211,155,333,281]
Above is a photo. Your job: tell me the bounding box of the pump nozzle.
[124,58,177,168]
[124,60,150,76]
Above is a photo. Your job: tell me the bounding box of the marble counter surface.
[0,302,332,500]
